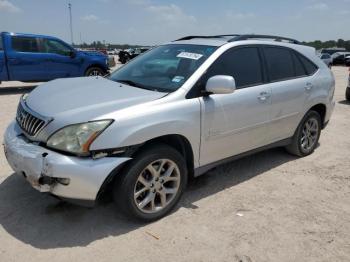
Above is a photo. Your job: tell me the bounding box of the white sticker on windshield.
[172,76,185,83]
[177,52,203,60]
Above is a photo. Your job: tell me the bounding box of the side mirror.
[69,50,76,58]
[205,75,236,95]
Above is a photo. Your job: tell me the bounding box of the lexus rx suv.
[3,34,335,221]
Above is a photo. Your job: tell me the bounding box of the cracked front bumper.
[3,121,131,204]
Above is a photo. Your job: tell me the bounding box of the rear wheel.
[286,111,322,157]
[113,144,188,222]
[85,67,105,76]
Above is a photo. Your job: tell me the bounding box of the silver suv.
[3,34,335,221]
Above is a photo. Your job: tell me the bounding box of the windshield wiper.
[115,79,144,88]
[115,79,167,93]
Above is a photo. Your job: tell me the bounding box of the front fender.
[90,98,201,167]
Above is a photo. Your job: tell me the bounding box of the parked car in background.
[345,55,350,67]
[0,32,109,83]
[3,34,335,221]
[108,55,116,68]
[118,47,150,64]
[346,68,350,101]
[319,53,332,67]
[321,47,346,56]
[332,52,350,65]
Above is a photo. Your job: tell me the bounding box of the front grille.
[16,102,46,137]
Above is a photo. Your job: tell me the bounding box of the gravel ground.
[0,67,349,262]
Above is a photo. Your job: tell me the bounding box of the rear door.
[199,46,271,166]
[263,46,318,143]
[40,38,81,78]
[0,34,8,81]
[6,35,50,81]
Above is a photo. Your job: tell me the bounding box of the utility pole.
[68,3,74,45]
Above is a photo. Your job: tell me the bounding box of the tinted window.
[205,47,263,88]
[321,54,330,59]
[292,52,307,77]
[109,44,217,92]
[0,35,3,50]
[11,36,39,53]
[42,39,72,56]
[264,47,294,82]
[297,54,318,75]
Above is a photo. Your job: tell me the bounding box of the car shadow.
[0,85,36,95]
[0,147,296,249]
[338,100,350,105]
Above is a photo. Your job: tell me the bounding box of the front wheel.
[85,67,105,77]
[286,110,322,157]
[113,144,188,222]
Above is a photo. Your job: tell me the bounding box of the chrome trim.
[16,96,53,139]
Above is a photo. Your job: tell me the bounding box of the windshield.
[109,44,217,92]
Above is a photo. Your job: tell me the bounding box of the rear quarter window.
[296,53,318,75]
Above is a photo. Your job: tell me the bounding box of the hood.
[26,77,165,121]
[81,50,107,57]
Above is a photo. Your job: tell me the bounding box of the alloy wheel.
[133,159,181,214]
[300,118,319,152]
[89,70,102,76]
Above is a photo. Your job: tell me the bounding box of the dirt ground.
[0,67,349,262]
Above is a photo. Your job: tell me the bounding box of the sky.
[0,0,350,46]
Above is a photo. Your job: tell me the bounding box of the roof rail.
[229,34,300,44]
[174,34,300,45]
[174,35,236,41]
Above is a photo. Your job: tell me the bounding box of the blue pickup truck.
[0,32,109,83]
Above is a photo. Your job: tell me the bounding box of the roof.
[171,34,301,47]
[1,32,61,41]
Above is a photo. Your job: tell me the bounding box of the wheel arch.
[308,103,326,128]
[132,134,195,178]
[96,134,195,201]
[84,63,108,75]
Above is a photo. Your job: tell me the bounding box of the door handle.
[7,58,20,64]
[305,83,313,91]
[257,91,271,102]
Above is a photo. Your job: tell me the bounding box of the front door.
[40,38,81,79]
[199,46,271,166]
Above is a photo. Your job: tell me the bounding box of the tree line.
[303,39,350,51]
[75,41,144,50]
[74,39,350,51]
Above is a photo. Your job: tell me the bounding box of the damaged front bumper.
[3,121,131,205]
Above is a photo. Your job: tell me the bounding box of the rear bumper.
[3,121,131,203]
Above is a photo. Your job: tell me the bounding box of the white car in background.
[319,53,332,68]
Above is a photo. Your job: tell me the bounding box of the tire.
[286,110,322,157]
[113,144,188,222]
[346,87,350,101]
[85,67,105,77]
[123,56,130,64]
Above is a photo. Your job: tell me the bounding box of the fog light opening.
[56,178,70,186]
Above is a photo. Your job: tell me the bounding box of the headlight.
[47,120,113,155]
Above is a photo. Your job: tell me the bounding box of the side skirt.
[194,138,292,177]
